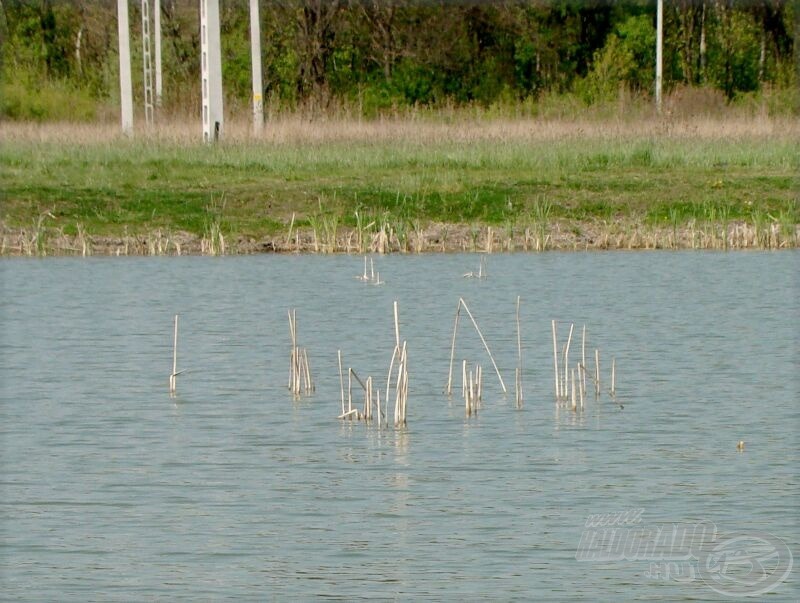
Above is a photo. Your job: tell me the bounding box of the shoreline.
[2,219,796,257]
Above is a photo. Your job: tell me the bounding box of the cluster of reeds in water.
[288,309,314,396]
[337,301,408,426]
[551,320,616,412]
[167,260,625,422]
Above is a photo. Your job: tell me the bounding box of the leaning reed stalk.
[458,298,507,393]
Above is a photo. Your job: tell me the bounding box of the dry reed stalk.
[562,323,574,401]
[466,368,473,415]
[288,309,297,391]
[571,368,577,411]
[467,368,472,411]
[552,320,559,402]
[594,349,600,396]
[393,301,400,348]
[462,359,467,399]
[456,298,507,393]
[446,303,462,395]
[581,325,587,396]
[578,363,585,409]
[476,364,483,402]
[303,349,313,392]
[385,343,399,404]
[169,313,178,394]
[515,296,523,408]
[400,342,409,423]
[348,368,353,413]
[338,350,345,414]
[394,341,408,426]
[286,212,296,247]
[366,376,373,420]
[288,310,314,395]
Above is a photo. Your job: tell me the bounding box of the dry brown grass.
[2,113,797,147]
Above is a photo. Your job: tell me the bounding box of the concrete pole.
[117,0,134,135]
[249,0,264,131]
[656,0,663,113]
[200,0,224,142]
[154,0,162,108]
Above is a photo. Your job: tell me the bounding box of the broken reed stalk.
[515,296,523,409]
[169,313,178,394]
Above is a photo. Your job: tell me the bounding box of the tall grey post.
[117,0,134,134]
[200,0,224,142]
[154,0,162,108]
[655,0,663,113]
[249,0,264,131]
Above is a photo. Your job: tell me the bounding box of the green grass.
[1,127,797,246]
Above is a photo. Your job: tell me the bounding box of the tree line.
[0,1,796,120]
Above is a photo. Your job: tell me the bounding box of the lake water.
[1,252,797,600]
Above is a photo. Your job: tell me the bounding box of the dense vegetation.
[1,1,797,121]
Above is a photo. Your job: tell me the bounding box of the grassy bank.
[1,116,798,255]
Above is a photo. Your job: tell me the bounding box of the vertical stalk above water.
[169,313,178,394]
[515,296,523,408]
[552,320,559,401]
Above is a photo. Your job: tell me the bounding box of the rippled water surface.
[1,252,798,600]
